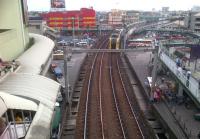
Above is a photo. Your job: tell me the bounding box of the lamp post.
[123,18,127,49]
[64,46,70,103]
[72,17,75,47]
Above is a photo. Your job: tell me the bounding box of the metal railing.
[0,121,31,139]
[159,52,200,102]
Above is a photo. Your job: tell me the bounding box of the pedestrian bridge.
[69,48,155,53]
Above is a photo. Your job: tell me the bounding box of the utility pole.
[64,46,69,103]
[72,17,75,47]
[123,30,126,49]
[123,17,126,49]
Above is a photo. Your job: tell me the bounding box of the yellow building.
[0,0,29,61]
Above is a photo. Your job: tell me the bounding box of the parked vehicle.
[53,67,63,78]
[77,41,88,47]
[57,40,68,46]
[50,64,63,78]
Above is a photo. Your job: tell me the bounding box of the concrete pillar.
[178,83,183,97]
[150,47,159,99]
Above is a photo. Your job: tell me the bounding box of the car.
[77,41,88,47]
[57,40,69,46]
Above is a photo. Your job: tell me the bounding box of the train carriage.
[109,29,123,49]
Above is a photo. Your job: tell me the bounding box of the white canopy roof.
[0,73,60,138]
[0,91,38,112]
[0,73,60,110]
[17,33,55,74]
[0,96,7,117]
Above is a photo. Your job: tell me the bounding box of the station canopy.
[0,73,60,138]
[0,92,38,114]
[0,73,60,110]
[17,33,54,74]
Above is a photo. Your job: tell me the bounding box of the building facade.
[108,9,139,27]
[124,10,139,25]
[108,9,125,27]
[185,12,200,32]
[0,0,29,61]
[43,8,96,30]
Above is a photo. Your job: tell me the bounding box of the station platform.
[52,52,86,92]
[125,52,199,139]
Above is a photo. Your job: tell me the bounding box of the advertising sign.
[51,0,65,8]
[190,45,200,59]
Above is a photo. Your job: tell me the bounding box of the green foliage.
[174,50,185,58]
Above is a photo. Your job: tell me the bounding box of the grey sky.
[27,0,200,11]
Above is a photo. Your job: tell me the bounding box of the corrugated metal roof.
[0,96,7,116]
[0,73,60,138]
[194,12,200,17]
[0,73,60,110]
[0,92,38,111]
[17,33,55,74]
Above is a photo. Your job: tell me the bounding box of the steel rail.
[116,58,145,139]
[83,38,108,139]
[109,53,127,139]
[98,52,105,139]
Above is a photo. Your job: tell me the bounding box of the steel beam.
[69,48,155,53]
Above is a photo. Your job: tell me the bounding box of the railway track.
[110,53,144,139]
[75,37,146,139]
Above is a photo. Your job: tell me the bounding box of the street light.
[63,46,70,103]
[72,17,75,47]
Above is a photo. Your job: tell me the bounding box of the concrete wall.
[0,0,29,61]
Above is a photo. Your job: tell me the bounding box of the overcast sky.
[27,0,200,11]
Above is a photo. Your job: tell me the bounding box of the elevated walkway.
[126,52,188,139]
[17,33,55,75]
[159,52,200,107]
[69,47,155,53]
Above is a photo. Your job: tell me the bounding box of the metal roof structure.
[0,73,60,138]
[194,12,200,17]
[0,92,38,112]
[0,95,7,116]
[0,73,60,110]
[16,33,55,74]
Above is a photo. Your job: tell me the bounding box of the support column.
[151,47,159,100]
[178,83,183,97]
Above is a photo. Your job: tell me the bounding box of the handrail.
[0,121,31,139]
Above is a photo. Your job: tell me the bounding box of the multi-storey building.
[43,8,96,30]
[124,10,139,24]
[108,9,139,27]
[185,12,200,32]
[0,0,29,60]
[108,9,125,27]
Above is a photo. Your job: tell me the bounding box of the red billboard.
[51,0,65,8]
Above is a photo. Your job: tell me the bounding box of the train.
[109,29,123,49]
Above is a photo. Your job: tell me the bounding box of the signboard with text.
[51,0,65,9]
